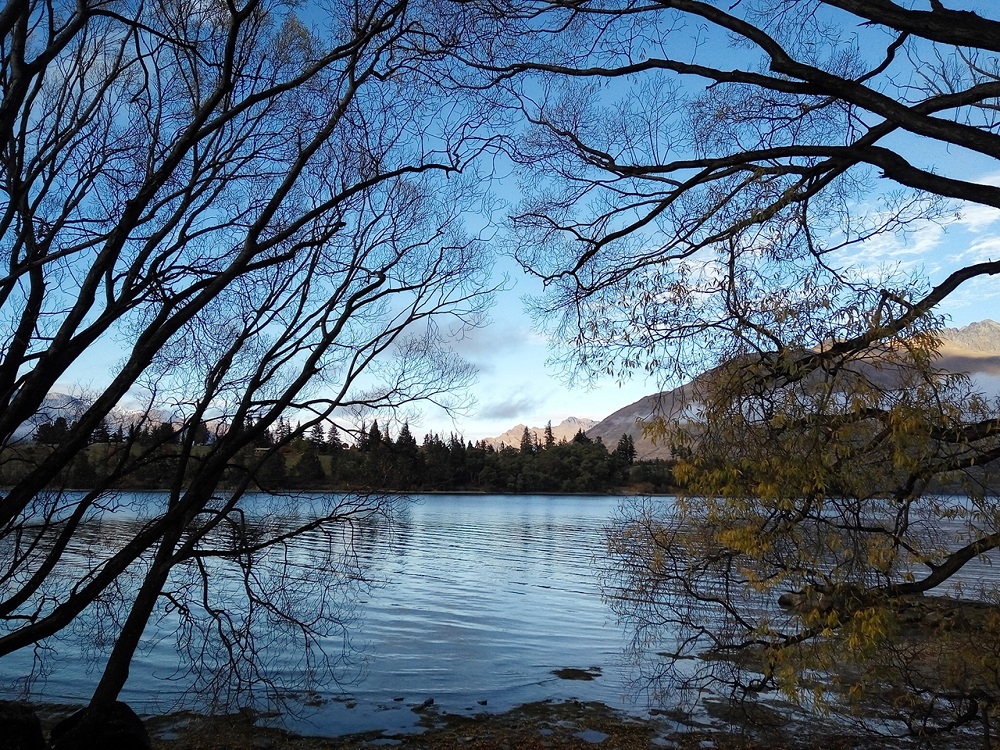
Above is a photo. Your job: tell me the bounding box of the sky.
[412,23,1000,443]
[415,186,1000,443]
[35,2,1000,447]
[459,166,1000,443]
[48,57,1000,446]
[54,175,1000,446]
[416,257,660,443]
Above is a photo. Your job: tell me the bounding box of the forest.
[17,416,672,495]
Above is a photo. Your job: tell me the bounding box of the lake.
[0,493,648,737]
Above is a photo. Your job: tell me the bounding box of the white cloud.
[955,203,1000,233]
[856,218,946,263]
[952,234,1000,265]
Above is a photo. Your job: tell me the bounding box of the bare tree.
[446,0,1000,741]
[0,0,497,738]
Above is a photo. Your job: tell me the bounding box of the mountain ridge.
[480,416,598,449]
[585,319,1000,460]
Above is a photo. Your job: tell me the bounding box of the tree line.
[18,416,673,494]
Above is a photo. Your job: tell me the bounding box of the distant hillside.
[586,319,1000,460]
[937,319,1000,377]
[482,416,598,449]
[939,319,1000,353]
[585,384,698,460]
[13,392,88,442]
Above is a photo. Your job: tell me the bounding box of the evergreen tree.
[91,419,112,444]
[34,421,54,444]
[614,433,636,465]
[367,420,383,451]
[191,422,211,446]
[293,443,326,486]
[519,426,535,455]
[544,420,555,449]
[396,422,418,455]
[309,424,326,451]
[274,416,292,443]
[150,421,177,445]
[37,416,71,445]
[421,432,451,488]
[327,423,343,451]
[356,421,369,451]
[389,422,422,488]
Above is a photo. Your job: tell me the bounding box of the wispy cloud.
[477,390,544,420]
[446,323,544,374]
[955,203,1000,233]
[951,233,1000,265]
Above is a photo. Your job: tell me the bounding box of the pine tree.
[544,420,555,449]
[615,433,636,465]
[396,422,418,455]
[274,416,292,442]
[356,421,369,451]
[519,426,535,455]
[309,424,326,451]
[367,420,383,451]
[327,423,343,451]
[92,419,112,444]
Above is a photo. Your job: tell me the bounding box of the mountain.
[11,392,88,442]
[584,383,698,460]
[937,319,1000,378]
[939,319,1000,354]
[482,416,598,449]
[586,320,1000,460]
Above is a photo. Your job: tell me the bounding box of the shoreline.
[26,697,964,750]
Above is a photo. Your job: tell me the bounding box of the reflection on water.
[1,493,636,736]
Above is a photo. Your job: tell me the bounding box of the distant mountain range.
[936,319,1000,378]
[24,322,1000,456]
[585,388,693,460]
[11,393,173,443]
[526,320,1000,461]
[481,417,598,449]
[939,319,1000,354]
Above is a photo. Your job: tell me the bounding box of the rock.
[411,698,434,712]
[575,729,609,744]
[50,701,151,750]
[0,701,45,750]
[777,592,802,608]
[551,667,602,681]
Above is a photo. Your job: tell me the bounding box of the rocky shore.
[10,697,967,750]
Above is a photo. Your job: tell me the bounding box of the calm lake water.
[1,493,647,736]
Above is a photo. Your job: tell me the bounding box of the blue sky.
[50,158,1000,445]
[51,190,998,446]
[418,175,1000,443]
[418,258,661,442]
[54,186,999,445]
